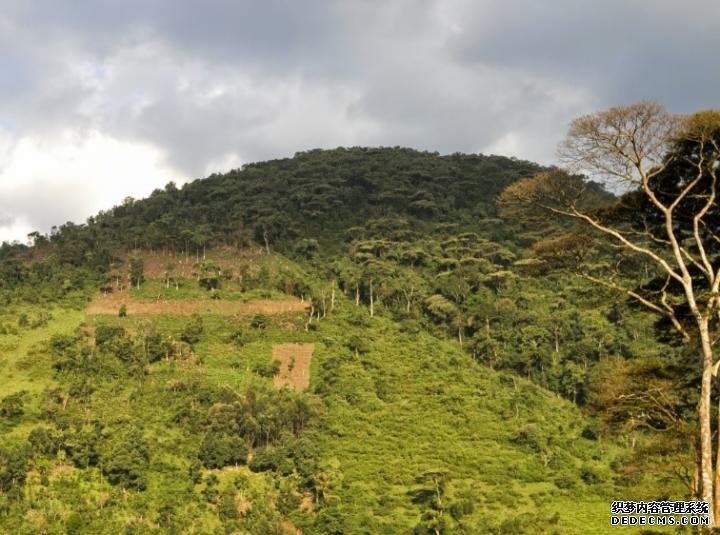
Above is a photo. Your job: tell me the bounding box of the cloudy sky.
[1,0,718,242]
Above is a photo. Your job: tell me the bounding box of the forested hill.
[6,147,545,262]
[101,147,544,251]
[0,147,693,533]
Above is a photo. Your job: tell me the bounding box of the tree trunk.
[698,316,716,525]
[694,435,702,500]
[369,279,374,317]
[715,395,720,517]
[355,282,360,306]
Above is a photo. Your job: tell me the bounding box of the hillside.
[0,148,690,533]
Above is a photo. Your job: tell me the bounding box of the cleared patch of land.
[129,246,262,279]
[272,343,314,391]
[87,292,308,316]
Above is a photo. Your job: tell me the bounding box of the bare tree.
[500,102,720,524]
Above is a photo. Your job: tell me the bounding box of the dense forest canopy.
[4,148,542,257]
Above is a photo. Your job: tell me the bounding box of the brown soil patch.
[279,520,302,535]
[87,291,308,316]
[50,462,75,479]
[299,493,315,512]
[273,343,314,392]
[124,246,262,279]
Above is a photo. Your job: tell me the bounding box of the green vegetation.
[1,132,715,532]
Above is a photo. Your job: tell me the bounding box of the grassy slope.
[0,268,680,533]
[308,305,633,534]
[0,305,86,439]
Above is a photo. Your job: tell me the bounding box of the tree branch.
[579,272,689,341]
[546,204,685,284]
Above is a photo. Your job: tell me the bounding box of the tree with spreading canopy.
[500,101,720,524]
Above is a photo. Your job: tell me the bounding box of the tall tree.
[500,102,720,523]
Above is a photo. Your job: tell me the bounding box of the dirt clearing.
[272,343,314,392]
[128,247,261,279]
[87,293,308,316]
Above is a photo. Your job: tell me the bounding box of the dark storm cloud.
[0,0,718,240]
[445,0,720,110]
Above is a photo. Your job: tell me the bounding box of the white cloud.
[0,217,33,245]
[0,130,180,237]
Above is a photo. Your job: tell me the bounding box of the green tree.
[102,428,150,490]
[128,255,144,289]
[198,433,248,469]
[0,392,25,419]
[0,445,27,493]
[501,102,720,523]
[195,260,221,290]
[409,469,451,535]
[180,314,204,345]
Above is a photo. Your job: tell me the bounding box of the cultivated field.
[272,343,315,391]
[87,292,308,316]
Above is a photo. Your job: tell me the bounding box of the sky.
[1,0,718,243]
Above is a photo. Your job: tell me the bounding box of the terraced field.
[86,292,308,316]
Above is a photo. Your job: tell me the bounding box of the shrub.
[30,311,51,328]
[580,464,603,484]
[137,321,171,362]
[553,472,577,489]
[27,426,60,456]
[198,433,248,469]
[197,261,221,291]
[95,325,126,347]
[250,314,268,330]
[181,314,204,345]
[449,499,475,520]
[0,445,28,493]
[580,425,599,440]
[252,359,280,378]
[512,424,545,453]
[65,512,83,534]
[218,490,239,520]
[248,447,280,473]
[0,392,25,419]
[101,429,150,490]
[228,328,247,346]
[62,427,101,468]
[346,335,370,356]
